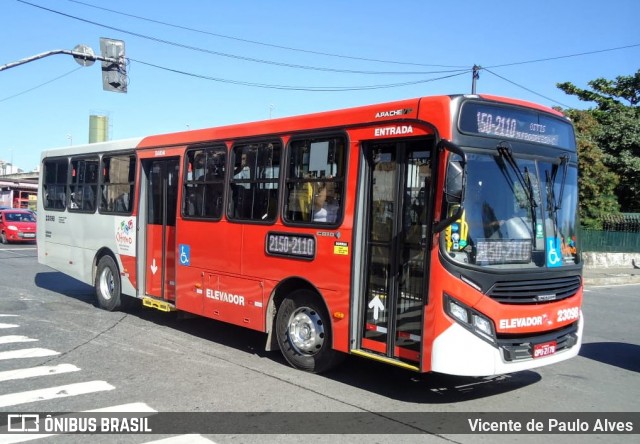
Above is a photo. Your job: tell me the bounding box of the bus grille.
[499,323,579,362]
[487,275,581,304]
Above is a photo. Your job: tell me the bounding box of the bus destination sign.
[266,232,316,260]
[459,102,575,150]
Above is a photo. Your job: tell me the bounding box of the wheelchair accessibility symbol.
[179,244,190,266]
[546,237,562,268]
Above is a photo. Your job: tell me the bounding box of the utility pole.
[471,65,480,94]
[0,39,128,93]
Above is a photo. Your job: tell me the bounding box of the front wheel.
[0,232,7,244]
[276,290,344,373]
[95,255,122,311]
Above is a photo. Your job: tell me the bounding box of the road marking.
[87,402,157,413]
[146,435,217,443]
[0,323,19,329]
[0,335,37,344]
[0,380,115,408]
[0,348,59,361]
[0,314,20,317]
[0,364,80,382]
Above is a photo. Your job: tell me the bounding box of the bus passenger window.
[227,141,281,222]
[285,136,346,225]
[183,146,226,220]
[42,159,69,211]
[100,154,136,214]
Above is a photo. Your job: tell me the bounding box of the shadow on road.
[34,271,95,305]
[35,270,542,404]
[579,342,640,373]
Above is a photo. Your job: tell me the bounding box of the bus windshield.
[444,152,579,269]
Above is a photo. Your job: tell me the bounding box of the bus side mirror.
[434,140,467,233]
[445,157,464,204]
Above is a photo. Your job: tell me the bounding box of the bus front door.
[143,158,180,302]
[360,140,432,366]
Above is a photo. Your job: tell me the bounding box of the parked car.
[0,209,37,243]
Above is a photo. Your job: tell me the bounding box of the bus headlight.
[444,294,496,344]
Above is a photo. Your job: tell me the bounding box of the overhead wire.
[66,0,467,69]
[0,67,83,103]
[17,0,468,77]
[481,68,573,108]
[130,58,472,91]
[12,1,640,101]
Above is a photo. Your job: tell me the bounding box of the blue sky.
[1,0,639,172]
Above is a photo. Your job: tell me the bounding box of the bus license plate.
[533,340,557,358]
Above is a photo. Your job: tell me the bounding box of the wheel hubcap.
[287,307,325,355]
[98,268,114,301]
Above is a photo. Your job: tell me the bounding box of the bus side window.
[42,159,69,211]
[227,141,281,222]
[100,154,135,214]
[284,135,346,225]
[183,146,226,220]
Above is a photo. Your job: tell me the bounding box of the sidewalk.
[581,252,640,286]
[583,266,640,286]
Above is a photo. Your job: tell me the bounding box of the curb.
[583,274,640,286]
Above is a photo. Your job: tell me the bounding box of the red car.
[0,209,37,243]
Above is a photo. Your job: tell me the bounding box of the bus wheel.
[95,256,122,311]
[276,291,342,373]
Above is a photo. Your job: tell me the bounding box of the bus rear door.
[141,157,180,303]
[358,139,433,368]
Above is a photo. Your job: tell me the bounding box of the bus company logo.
[499,314,552,330]
[115,218,135,247]
[374,125,414,137]
[375,108,413,118]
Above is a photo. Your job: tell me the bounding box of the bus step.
[350,349,420,372]
[142,297,176,312]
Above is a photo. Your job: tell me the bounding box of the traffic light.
[100,38,127,93]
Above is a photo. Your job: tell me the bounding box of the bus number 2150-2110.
[266,232,315,259]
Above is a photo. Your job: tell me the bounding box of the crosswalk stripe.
[0,323,19,329]
[0,364,80,382]
[145,435,217,443]
[0,380,115,408]
[0,434,215,444]
[0,314,19,317]
[0,348,59,361]
[0,336,38,345]
[87,402,157,413]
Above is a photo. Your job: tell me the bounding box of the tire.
[276,290,344,373]
[0,232,7,244]
[95,255,122,311]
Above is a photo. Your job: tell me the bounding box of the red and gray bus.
[38,94,582,376]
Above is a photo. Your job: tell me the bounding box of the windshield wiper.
[497,142,537,210]
[550,155,569,211]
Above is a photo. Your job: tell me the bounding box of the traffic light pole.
[1,39,127,93]
[0,49,119,71]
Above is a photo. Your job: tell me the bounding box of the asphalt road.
[0,243,638,443]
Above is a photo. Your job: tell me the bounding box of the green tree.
[564,109,619,228]
[558,71,640,214]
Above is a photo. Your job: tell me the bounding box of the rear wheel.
[276,290,343,373]
[95,255,122,311]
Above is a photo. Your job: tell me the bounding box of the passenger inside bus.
[312,182,339,223]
